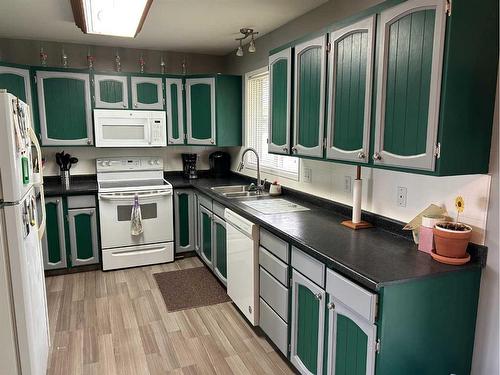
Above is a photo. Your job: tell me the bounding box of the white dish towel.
[131,194,144,236]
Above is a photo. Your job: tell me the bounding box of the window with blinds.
[246,70,299,180]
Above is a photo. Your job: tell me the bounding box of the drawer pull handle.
[314,293,322,301]
[327,302,335,310]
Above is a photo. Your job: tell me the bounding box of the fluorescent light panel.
[82,0,149,37]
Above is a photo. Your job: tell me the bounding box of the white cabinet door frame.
[36,71,93,146]
[41,197,67,270]
[165,77,185,144]
[290,269,326,375]
[199,204,214,268]
[131,76,164,110]
[68,208,99,266]
[373,0,446,170]
[174,190,195,253]
[186,77,216,145]
[0,65,33,110]
[93,74,129,109]
[268,48,292,154]
[326,297,377,375]
[212,214,227,286]
[326,16,375,163]
[293,35,327,158]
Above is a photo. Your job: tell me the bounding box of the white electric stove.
[97,157,174,270]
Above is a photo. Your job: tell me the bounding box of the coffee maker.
[182,153,198,179]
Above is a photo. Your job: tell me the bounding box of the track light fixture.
[235,28,259,57]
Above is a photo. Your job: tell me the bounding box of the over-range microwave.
[94,109,167,147]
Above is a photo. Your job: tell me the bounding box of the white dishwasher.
[225,208,259,326]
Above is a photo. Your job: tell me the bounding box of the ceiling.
[0,0,327,55]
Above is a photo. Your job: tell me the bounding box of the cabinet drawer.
[259,298,288,355]
[259,246,288,286]
[292,246,325,287]
[212,200,226,219]
[260,228,289,263]
[198,194,212,210]
[326,269,377,323]
[260,267,289,322]
[67,195,96,209]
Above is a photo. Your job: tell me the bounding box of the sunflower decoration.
[455,196,465,222]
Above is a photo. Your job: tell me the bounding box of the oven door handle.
[99,190,172,200]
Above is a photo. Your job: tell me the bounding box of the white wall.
[471,77,499,375]
[41,146,219,176]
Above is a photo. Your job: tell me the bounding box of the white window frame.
[243,66,299,181]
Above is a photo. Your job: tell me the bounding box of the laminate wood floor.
[45,257,295,375]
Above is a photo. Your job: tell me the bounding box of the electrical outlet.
[397,186,407,207]
[344,176,352,193]
[303,167,312,183]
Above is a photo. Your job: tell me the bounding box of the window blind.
[246,71,298,178]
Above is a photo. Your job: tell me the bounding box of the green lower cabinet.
[199,205,213,268]
[41,197,67,270]
[67,208,99,266]
[213,215,227,285]
[290,269,326,375]
[174,189,196,253]
[0,63,32,107]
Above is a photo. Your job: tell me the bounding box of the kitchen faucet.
[237,147,266,193]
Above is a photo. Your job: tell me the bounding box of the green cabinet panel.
[334,314,368,375]
[36,70,93,146]
[268,49,292,154]
[131,76,164,110]
[213,216,227,284]
[199,205,213,267]
[166,78,184,145]
[41,197,67,270]
[93,74,128,109]
[68,208,99,266]
[174,189,195,253]
[215,75,242,147]
[326,17,375,163]
[373,0,445,171]
[0,64,32,107]
[291,269,325,375]
[293,35,326,158]
[186,77,215,145]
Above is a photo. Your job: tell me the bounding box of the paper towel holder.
[341,165,373,230]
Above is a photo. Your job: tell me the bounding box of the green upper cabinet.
[93,74,129,109]
[36,70,93,146]
[68,207,99,266]
[373,0,446,171]
[165,77,185,145]
[325,269,377,375]
[174,189,196,253]
[326,16,375,163]
[41,197,67,270]
[131,76,164,110]
[290,269,326,375]
[268,48,292,155]
[186,77,216,145]
[293,35,327,158]
[0,64,32,107]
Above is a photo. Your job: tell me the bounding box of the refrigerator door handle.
[28,127,46,239]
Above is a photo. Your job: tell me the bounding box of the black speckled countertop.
[165,172,485,291]
[43,175,98,197]
[42,171,485,292]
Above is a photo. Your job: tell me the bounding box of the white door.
[3,188,49,375]
[165,77,185,144]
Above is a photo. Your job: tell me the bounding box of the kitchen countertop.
[167,173,485,291]
[42,172,485,292]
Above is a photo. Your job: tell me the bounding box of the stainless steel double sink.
[210,185,269,199]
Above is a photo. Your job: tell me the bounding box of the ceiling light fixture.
[235,28,258,57]
[71,0,153,38]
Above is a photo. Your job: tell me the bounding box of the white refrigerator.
[0,91,49,375]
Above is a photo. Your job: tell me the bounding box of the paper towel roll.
[352,179,362,223]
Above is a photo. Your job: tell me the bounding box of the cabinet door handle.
[327,302,335,310]
[134,103,138,108]
[282,147,288,153]
[291,147,297,154]
[314,293,322,301]
[373,152,382,160]
[86,139,92,145]
[358,151,365,159]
